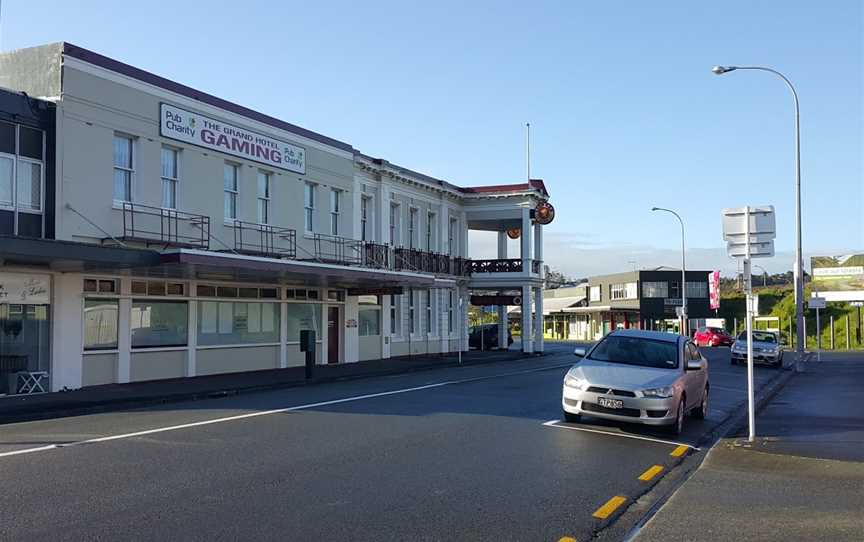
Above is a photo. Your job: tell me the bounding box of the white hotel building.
[0,42,550,394]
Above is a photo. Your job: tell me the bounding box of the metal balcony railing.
[363,242,391,269]
[468,258,523,273]
[114,202,209,249]
[312,233,364,266]
[231,221,296,258]
[392,247,471,277]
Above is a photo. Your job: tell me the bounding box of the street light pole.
[753,264,768,287]
[712,65,804,372]
[652,207,687,336]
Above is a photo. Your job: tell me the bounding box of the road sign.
[722,206,776,260]
[809,297,827,310]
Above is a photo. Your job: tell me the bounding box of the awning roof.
[563,305,640,314]
[157,249,437,288]
[543,296,586,314]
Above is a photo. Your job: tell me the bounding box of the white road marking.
[0,363,573,460]
[709,385,746,393]
[542,420,700,450]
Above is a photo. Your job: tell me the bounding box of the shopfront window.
[1,303,50,394]
[359,295,381,337]
[198,301,280,346]
[286,303,322,342]
[83,299,118,350]
[130,300,188,348]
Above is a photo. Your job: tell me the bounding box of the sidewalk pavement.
[0,349,534,425]
[636,351,864,541]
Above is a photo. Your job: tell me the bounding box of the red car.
[694,326,734,347]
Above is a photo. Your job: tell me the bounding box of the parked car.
[693,326,734,347]
[730,330,783,367]
[564,329,709,436]
[468,324,513,350]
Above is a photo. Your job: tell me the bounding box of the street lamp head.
[651,207,659,211]
[712,65,736,75]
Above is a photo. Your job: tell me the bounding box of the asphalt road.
[0,342,784,541]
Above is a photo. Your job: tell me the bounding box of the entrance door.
[1,304,50,394]
[327,307,340,364]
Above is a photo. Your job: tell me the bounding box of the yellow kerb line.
[670,445,689,457]
[638,465,664,481]
[558,537,578,542]
[592,495,627,519]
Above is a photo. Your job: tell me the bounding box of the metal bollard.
[846,315,851,350]
[830,316,835,350]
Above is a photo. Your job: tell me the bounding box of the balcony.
[311,233,364,266]
[467,258,543,275]
[112,202,209,249]
[231,220,296,259]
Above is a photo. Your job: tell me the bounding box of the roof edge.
[61,42,354,153]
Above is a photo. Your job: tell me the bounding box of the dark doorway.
[327,307,339,364]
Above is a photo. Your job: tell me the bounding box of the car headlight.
[564,375,587,390]
[642,386,674,398]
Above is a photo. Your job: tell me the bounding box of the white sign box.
[160,103,306,174]
[726,241,775,258]
[0,273,51,304]
[722,206,776,240]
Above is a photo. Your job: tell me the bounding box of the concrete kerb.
[596,357,805,542]
[0,350,548,425]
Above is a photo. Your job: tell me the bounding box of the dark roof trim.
[62,43,354,153]
[0,236,160,267]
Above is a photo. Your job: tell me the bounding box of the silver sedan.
[562,329,709,436]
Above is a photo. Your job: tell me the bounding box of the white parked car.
[731,330,783,367]
[563,329,709,436]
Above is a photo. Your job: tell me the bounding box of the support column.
[534,222,543,277]
[497,231,508,349]
[521,207,532,273]
[187,286,197,377]
[51,273,84,391]
[279,301,288,368]
[521,285,533,353]
[117,280,132,384]
[534,286,544,353]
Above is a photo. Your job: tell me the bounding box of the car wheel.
[667,398,685,436]
[563,410,581,423]
[692,387,709,420]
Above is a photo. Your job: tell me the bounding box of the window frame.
[13,155,44,214]
[257,170,272,225]
[161,146,180,210]
[389,294,398,336]
[408,290,415,335]
[223,162,239,221]
[642,281,669,298]
[113,133,135,203]
[330,188,340,236]
[448,290,454,334]
[425,290,433,334]
[448,217,458,256]
[304,182,316,233]
[408,207,418,249]
[360,195,371,242]
[426,211,435,251]
[389,202,400,246]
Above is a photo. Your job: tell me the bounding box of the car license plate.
[598,397,624,409]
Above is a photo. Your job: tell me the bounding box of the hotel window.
[448,217,458,256]
[112,134,134,202]
[223,162,238,220]
[304,182,316,232]
[390,295,398,335]
[642,281,668,298]
[408,208,418,249]
[160,146,179,209]
[330,189,340,235]
[426,212,435,251]
[686,281,708,298]
[589,285,601,302]
[285,304,322,342]
[360,196,371,241]
[257,171,271,224]
[424,290,433,334]
[389,203,400,246]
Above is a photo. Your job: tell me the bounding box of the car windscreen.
[587,336,679,369]
[737,331,776,343]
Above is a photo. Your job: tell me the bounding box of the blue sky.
[4,0,861,277]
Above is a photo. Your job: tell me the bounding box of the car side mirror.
[574,347,586,357]
[686,359,703,371]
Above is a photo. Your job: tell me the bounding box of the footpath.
[0,349,534,425]
[636,351,864,541]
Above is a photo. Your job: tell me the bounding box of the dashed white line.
[0,362,573,460]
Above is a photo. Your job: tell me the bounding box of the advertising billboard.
[811,254,864,302]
